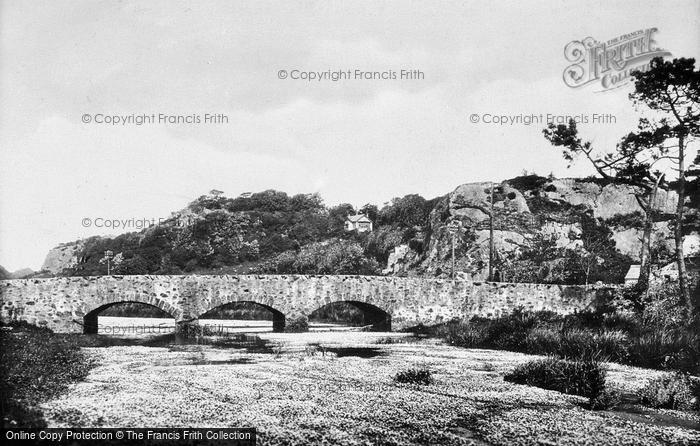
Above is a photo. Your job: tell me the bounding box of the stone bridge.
[0,275,612,333]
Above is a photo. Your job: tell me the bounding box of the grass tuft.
[394,368,433,385]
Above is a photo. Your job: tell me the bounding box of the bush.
[437,310,560,351]
[266,239,381,275]
[434,307,697,375]
[1,324,95,427]
[589,388,622,410]
[507,174,549,192]
[525,327,628,362]
[504,357,607,401]
[437,321,489,347]
[394,368,433,385]
[480,310,559,351]
[637,373,699,411]
[641,282,690,330]
[627,331,700,374]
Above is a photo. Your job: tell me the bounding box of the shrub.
[504,357,607,401]
[437,321,489,347]
[435,311,559,351]
[637,373,699,411]
[524,326,563,355]
[270,238,381,275]
[589,388,622,410]
[394,368,433,385]
[1,324,95,427]
[434,307,697,375]
[480,309,559,351]
[562,308,638,332]
[641,281,690,330]
[507,174,549,192]
[525,327,628,362]
[627,331,700,374]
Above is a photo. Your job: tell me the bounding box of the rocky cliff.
[390,176,698,283]
[41,239,91,274]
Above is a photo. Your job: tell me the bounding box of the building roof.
[346,214,371,223]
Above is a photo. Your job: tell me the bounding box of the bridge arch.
[309,300,391,331]
[82,298,180,334]
[198,301,286,332]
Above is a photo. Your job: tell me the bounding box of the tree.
[378,194,430,228]
[623,57,699,312]
[328,203,355,235]
[359,203,379,222]
[562,216,632,286]
[498,233,562,284]
[543,120,662,288]
[544,57,699,313]
[271,239,380,275]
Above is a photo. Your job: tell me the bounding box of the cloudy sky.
[0,0,698,271]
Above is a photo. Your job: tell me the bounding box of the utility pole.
[489,183,495,282]
[104,250,113,275]
[447,221,461,280]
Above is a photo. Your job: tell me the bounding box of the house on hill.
[624,264,641,285]
[345,214,373,233]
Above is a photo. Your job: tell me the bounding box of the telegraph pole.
[104,250,113,275]
[452,233,456,279]
[489,183,494,282]
[448,221,461,280]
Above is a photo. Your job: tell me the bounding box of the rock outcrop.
[410,176,696,282]
[41,240,90,274]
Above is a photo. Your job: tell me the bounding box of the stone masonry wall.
[0,275,611,332]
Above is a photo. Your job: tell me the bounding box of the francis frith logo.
[563,28,671,91]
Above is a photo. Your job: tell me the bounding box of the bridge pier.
[272,312,285,332]
[284,311,309,332]
[83,311,99,334]
[175,317,201,340]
